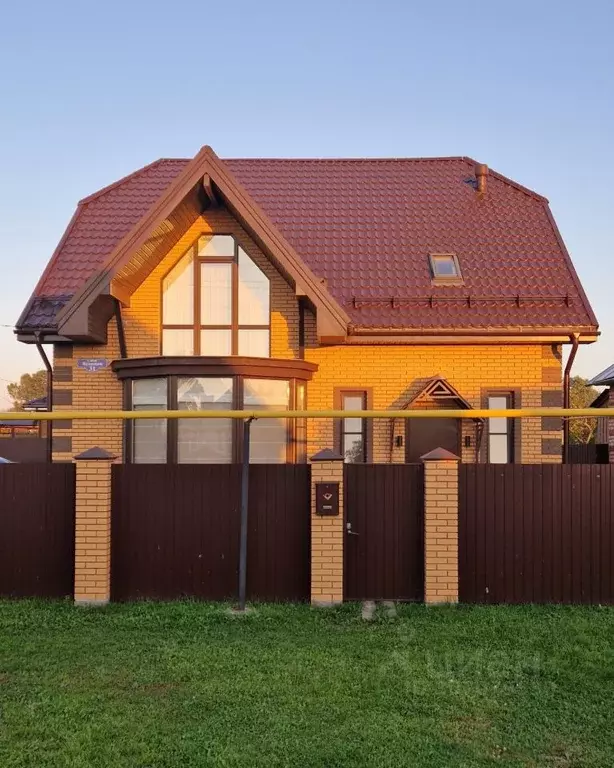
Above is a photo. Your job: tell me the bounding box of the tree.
[6,370,47,411]
[569,375,600,445]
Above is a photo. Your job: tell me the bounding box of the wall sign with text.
[77,358,108,373]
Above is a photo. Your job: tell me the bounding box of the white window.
[488,394,513,463]
[429,253,462,281]
[161,235,270,357]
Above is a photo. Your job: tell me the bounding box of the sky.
[0,0,613,408]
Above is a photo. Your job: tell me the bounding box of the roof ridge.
[223,156,469,163]
[78,158,185,204]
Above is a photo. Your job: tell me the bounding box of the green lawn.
[0,601,613,767]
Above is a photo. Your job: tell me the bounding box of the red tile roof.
[20,155,597,332]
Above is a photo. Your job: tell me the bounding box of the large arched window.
[162,235,270,357]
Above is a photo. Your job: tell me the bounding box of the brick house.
[16,146,598,466]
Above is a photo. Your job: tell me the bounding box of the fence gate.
[111,464,310,602]
[344,464,424,601]
[459,464,614,604]
[0,464,75,597]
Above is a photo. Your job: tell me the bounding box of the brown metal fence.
[0,464,75,597]
[459,464,614,604]
[567,444,609,464]
[111,464,310,602]
[0,437,48,463]
[344,464,424,601]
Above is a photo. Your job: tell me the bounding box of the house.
[15,147,598,466]
[588,365,614,462]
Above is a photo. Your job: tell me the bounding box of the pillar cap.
[74,446,118,461]
[420,447,460,462]
[310,448,344,462]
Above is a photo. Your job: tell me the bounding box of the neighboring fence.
[0,437,47,463]
[344,464,424,601]
[111,464,311,602]
[459,464,614,604]
[0,464,75,597]
[567,443,609,464]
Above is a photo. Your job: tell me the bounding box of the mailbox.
[315,482,340,516]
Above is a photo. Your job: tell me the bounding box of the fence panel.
[459,464,614,604]
[111,464,310,602]
[0,464,75,597]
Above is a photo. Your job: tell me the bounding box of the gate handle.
[346,521,359,536]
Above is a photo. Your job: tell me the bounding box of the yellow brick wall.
[50,206,562,465]
[305,343,562,464]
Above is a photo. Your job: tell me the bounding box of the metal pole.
[238,417,253,611]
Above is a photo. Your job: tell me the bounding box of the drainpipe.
[563,333,580,463]
[34,332,53,463]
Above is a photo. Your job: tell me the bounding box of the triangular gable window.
[162,234,270,357]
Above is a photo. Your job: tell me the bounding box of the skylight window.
[429,253,463,282]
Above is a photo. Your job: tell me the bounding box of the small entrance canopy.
[402,376,480,415]
[392,376,484,462]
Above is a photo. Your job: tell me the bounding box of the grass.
[0,602,613,767]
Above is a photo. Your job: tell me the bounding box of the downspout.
[563,333,580,463]
[34,332,53,463]
[113,299,128,462]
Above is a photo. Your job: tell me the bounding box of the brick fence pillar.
[421,447,460,605]
[73,447,116,605]
[310,449,344,605]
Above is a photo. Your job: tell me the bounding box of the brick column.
[73,447,116,605]
[421,447,460,605]
[310,449,344,606]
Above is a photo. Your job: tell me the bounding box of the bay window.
[118,358,317,465]
[161,234,270,357]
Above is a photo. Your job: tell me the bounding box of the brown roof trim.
[111,355,318,381]
[55,146,349,339]
[343,328,599,342]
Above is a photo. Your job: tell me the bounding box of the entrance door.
[405,418,460,463]
[344,464,424,601]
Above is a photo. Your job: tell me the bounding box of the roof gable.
[55,147,349,340]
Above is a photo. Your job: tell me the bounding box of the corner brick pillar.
[608,387,614,464]
[421,447,460,605]
[73,447,116,605]
[310,449,344,605]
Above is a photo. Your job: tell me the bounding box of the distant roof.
[589,364,614,386]
[17,153,598,333]
[23,396,48,411]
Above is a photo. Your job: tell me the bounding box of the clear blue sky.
[1,0,613,407]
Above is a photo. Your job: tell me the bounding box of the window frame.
[486,391,514,464]
[334,388,371,463]
[160,234,271,357]
[428,252,463,283]
[124,373,309,465]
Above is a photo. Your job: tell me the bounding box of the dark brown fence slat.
[111,464,310,602]
[344,464,423,601]
[459,464,614,604]
[0,464,75,597]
